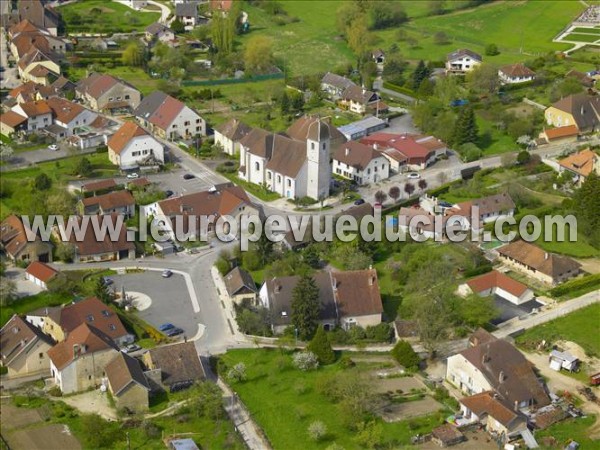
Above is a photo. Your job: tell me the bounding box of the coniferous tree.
[411,60,431,90]
[307,325,335,364]
[572,172,600,247]
[291,274,321,340]
[452,106,478,146]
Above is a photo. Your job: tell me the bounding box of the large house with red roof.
[25,261,58,290]
[360,132,447,171]
[557,148,599,186]
[332,141,390,185]
[108,121,165,168]
[134,91,206,140]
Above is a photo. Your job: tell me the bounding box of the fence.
[182,73,284,87]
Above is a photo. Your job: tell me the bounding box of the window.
[311,143,315,150]
[323,143,326,150]
[88,375,92,380]
[39,353,44,359]
[108,97,114,101]
[367,169,371,174]
[101,310,110,317]
[86,314,94,322]
[125,95,130,100]
[184,121,190,126]
[109,324,116,330]
[196,118,200,123]
[287,179,291,187]
[267,172,272,180]
[255,162,260,171]
[277,175,281,183]
[196,126,200,132]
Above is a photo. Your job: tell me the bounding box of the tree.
[404,182,415,198]
[354,421,383,449]
[293,351,319,371]
[280,90,290,114]
[74,157,93,177]
[368,2,407,30]
[428,0,446,15]
[244,35,274,75]
[517,150,531,165]
[254,231,274,266]
[411,60,431,90]
[190,381,225,420]
[55,242,76,262]
[459,143,482,162]
[346,15,374,57]
[308,420,327,442]
[94,277,112,303]
[467,63,500,94]
[34,173,52,191]
[0,277,17,307]
[391,340,420,370]
[572,172,600,247]
[433,31,450,45]
[211,6,236,54]
[388,186,400,203]
[122,41,144,67]
[485,43,500,56]
[227,362,247,382]
[452,106,478,146]
[374,190,387,205]
[418,179,428,192]
[459,294,498,328]
[291,274,321,340]
[170,18,185,34]
[46,191,76,217]
[307,325,335,364]
[417,78,435,98]
[382,55,407,85]
[215,257,230,275]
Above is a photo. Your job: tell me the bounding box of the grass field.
[562,33,600,43]
[59,0,160,34]
[570,27,600,35]
[536,415,598,449]
[378,1,584,63]
[219,349,449,450]
[515,303,600,357]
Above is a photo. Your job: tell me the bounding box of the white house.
[333,141,390,185]
[25,261,58,290]
[446,49,482,74]
[458,270,534,305]
[446,329,550,410]
[12,100,52,132]
[47,97,98,138]
[134,91,206,140]
[108,121,164,169]
[498,63,536,84]
[145,23,175,43]
[214,118,252,155]
[175,2,200,30]
[239,116,339,200]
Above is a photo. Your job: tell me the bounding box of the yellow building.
[545,93,600,132]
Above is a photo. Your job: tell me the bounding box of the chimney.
[345,147,350,156]
[544,252,549,260]
[73,344,80,358]
[373,143,378,150]
[368,275,374,286]
[514,400,519,412]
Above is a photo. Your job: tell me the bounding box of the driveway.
[60,389,117,421]
[110,271,202,340]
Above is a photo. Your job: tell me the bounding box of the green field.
[570,27,600,35]
[562,33,600,43]
[59,0,160,34]
[515,303,600,357]
[219,349,450,450]
[377,1,584,63]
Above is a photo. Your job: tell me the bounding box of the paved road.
[0,30,19,90]
[373,77,416,104]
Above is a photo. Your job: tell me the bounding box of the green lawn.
[570,27,600,35]
[59,0,160,34]
[476,112,519,156]
[377,0,585,64]
[535,415,598,450]
[515,304,600,357]
[563,33,600,43]
[239,1,355,76]
[219,348,450,450]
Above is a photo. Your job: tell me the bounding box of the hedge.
[549,273,600,299]
[382,81,416,98]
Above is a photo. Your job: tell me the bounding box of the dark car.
[165,327,184,337]
[354,198,365,205]
[165,190,174,197]
[158,323,174,332]
[183,173,195,180]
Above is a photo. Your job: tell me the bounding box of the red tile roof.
[500,63,536,79]
[16,99,51,117]
[107,121,150,154]
[544,125,579,140]
[361,133,436,164]
[466,270,529,297]
[334,141,384,171]
[0,111,27,128]
[558,148,598,177]
[81,190,135,211]
[460,391,521,427]
[26,261,57,283]
[47,323,119,370]
[59,297,130,342]
[1,314,54,366]
[47,97,86,124]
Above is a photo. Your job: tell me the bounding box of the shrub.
[48,386,62,397]
[307,326,335,364]
[215,257,230,275]
[227,362,247,382]
[365,323,393,342]
[293,351,319,371]
[307,420,327,441]
[485,43,500,56]
[549,274,600,298]
[339,356,356,369]
[390,340,420,370]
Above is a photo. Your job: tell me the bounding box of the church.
[237,116,346,200]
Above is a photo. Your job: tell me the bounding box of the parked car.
[165,190,174,198]
[102,276,114,286]
[182,173,195,180]
[126,172,139,179]
[354,198,365,205]
[48,144,58,151]
[123,344,141,353]
[407,172,420,180]
[158,323,175,332]
[165,327,184,337]
[162,269,173,278]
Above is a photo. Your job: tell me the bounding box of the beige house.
[105,352,150,413]
[223,266,258,304]
[76,73,141,114]
[458,270,534,306]
[259,269,383,334]
[214,118,252,155]
[544,93,600,132]
[557,148,600,186]
[47,323,120,394]
[108,121,165,169]
[0,315,54,378]
[459,392,528,438]
[497,240,581,286]
[0,214,53,263]
[446,329,550,411]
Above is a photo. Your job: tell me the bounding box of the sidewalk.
[210,266,249,344]
[217,378,272,450]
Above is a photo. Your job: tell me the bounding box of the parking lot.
[491,295,545,325]
[109,271,203,340]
